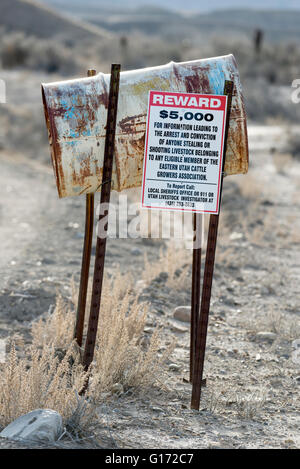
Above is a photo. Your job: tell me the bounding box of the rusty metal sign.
[42,54,248,198]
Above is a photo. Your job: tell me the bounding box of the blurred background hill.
[45,0,300,13]
[45,1,300,42]
[0,0,111,41]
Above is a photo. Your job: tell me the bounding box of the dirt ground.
[0,71,299,449]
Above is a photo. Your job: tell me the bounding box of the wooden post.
[191,80,233,410]
[82,64,121,372]
[73,69,96,348]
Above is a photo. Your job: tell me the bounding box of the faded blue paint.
[206,60,229,95]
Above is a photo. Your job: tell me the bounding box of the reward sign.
[141,91,228,213]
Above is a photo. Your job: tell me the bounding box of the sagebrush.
[0,341,87,429]
[143,241,190,290]
[0,273,173,430]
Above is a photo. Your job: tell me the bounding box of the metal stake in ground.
[73,69,96,348]
[191,80,234,410]
[83,64,121,371]
[190,212,202,382]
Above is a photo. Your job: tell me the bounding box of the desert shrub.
[246,307,300,341]
[1,272,173,430]
[1,32,29,68]
[234,391,267,420]
[207,389,267,419]
[0,30,80,75]
[32,294,75,349]
[31,272,172,398]
[0,341,87,430]
[89,293,171,396]
[143,241,190,289]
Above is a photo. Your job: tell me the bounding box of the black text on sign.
[141,91,228,214]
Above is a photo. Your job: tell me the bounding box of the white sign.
[141,91,228,214]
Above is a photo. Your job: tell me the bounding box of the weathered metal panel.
[42,54,248,198]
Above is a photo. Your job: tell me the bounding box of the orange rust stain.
[71,156,94,188]
[47,108,65,197]
[130,133,145,154]
[184,73,211,94]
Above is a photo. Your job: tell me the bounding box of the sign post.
[190,212,202,382]
[191,80,233,410]
[141,83,233,409]
[82,64,121,372]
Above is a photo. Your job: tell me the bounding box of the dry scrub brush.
[0,342,87,430]
[143,242,190,290]
[88,275,173,397]
[204,386,267,420]
[31,294,75,349]
[0,29,81,75]
[0,273,172,429]
[247,307,300,341]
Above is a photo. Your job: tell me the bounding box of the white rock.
[169,363,181,371]
[0,409,63,443]
[151,406,164,413]
[173,306,191,323]
[230,232,243,241]
[256,331,277,342]
[111,383,124,394]
[170,322,188,333]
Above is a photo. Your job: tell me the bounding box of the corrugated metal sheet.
[42,54,248,198]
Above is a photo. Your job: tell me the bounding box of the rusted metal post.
[73,69,96,348]
[191,80,233,410]
[190,213,202,382]
[83,64,121,372]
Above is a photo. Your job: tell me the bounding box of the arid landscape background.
[0,0,299,449]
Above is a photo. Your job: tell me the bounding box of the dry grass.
[247,307,300,341]
[234,391,267,420]
[0,341,87,430]
[204,387,267,420]
[143,242,190,290]
[87,275,174,397]
[0,272,172,431]
[31,294,75,349]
